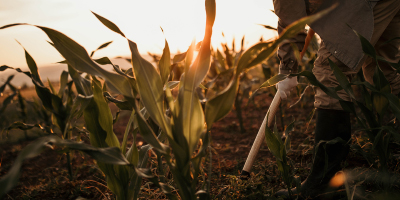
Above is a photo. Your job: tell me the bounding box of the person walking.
[273,0,400,198]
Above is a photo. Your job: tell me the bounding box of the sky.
[0,0,278,70]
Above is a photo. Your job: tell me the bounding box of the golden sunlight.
[0,0,277,69]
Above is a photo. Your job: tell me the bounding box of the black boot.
[275,108,351,199]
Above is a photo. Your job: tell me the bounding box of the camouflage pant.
[314,0,400,110]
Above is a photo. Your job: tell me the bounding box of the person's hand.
[276,76,297,100]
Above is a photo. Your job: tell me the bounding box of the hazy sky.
[0,0,278,70]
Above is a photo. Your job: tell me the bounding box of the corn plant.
[1,48,92,179]
[0,135,131,199]
[325,31,400,172]
[0,2,339,199]
[264,119,300,198]
[1,1,215,199]
[0,74,23,128]
[206,37,258,133]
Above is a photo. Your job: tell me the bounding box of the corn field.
[1,1,400,199]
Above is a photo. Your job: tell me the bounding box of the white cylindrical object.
[241,91,281,174]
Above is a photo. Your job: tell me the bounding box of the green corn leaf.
[352,28,376,59]
[373,63,390,92]
[213,67,235,81]
[91,12,125,37]
[284,119,295,137]
[96,40,113,50]
[205,78,239,129]
[240,36,245,51]
[65,80,74,109]
[68,65,92,96]
[0,135,129,199]
[121,111,135,154]
[223,44,233,68]
[47,78,57,94]
[39,86,64,121]
[248,74,287,101]
[185,39,196,75]
[0,65,10,71]
[163,81,180,91]
[199,83,207,90]
[237,42,271,74]
[296,70,343,100]
[127,144,152,200]
[58,71,69,97]
[273,121,280,139]
[126,97,166,153]
[90,41,113,57]
[173,52,187,64]
[356,100,380,132]
[357,70,374,109]
[92,78,120,147]
[258,73,287,88]
[216,49,226,72]
[83,81,127,197]
[13,24,133,97]
[90,11,171,137]
[183,92,206,154]
[258,24,277,31]
[264,123,283,161]
[205,0,216,28]
[159,39,171,85]
[0,65,32,79]
[289,85,312,108]
[111,63,133,79]
[0,62,65,120]
[165,85,177,119]
[244,45,278,71]
[61,139,130,165]
[0,23,28,30]
[16,41,44,86]
[125,127,139,167]
[328,59,356,99]
[104,92,133,111]
[109,64,139,94]
[68,94,93,121]
[94,56,113,65]
[0,75,14,93]
[125,67,134,76]
[6,121,45,132]
[284,119,295,153]
[16,91,26,120]
[8,82,17,93]
[352,80,379,93]
[176,0,215,154]
[57,60,68,64]
[0,93,17,113]
[127,39,172,139]
[372,93,389,116]
[84,81,117,148]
